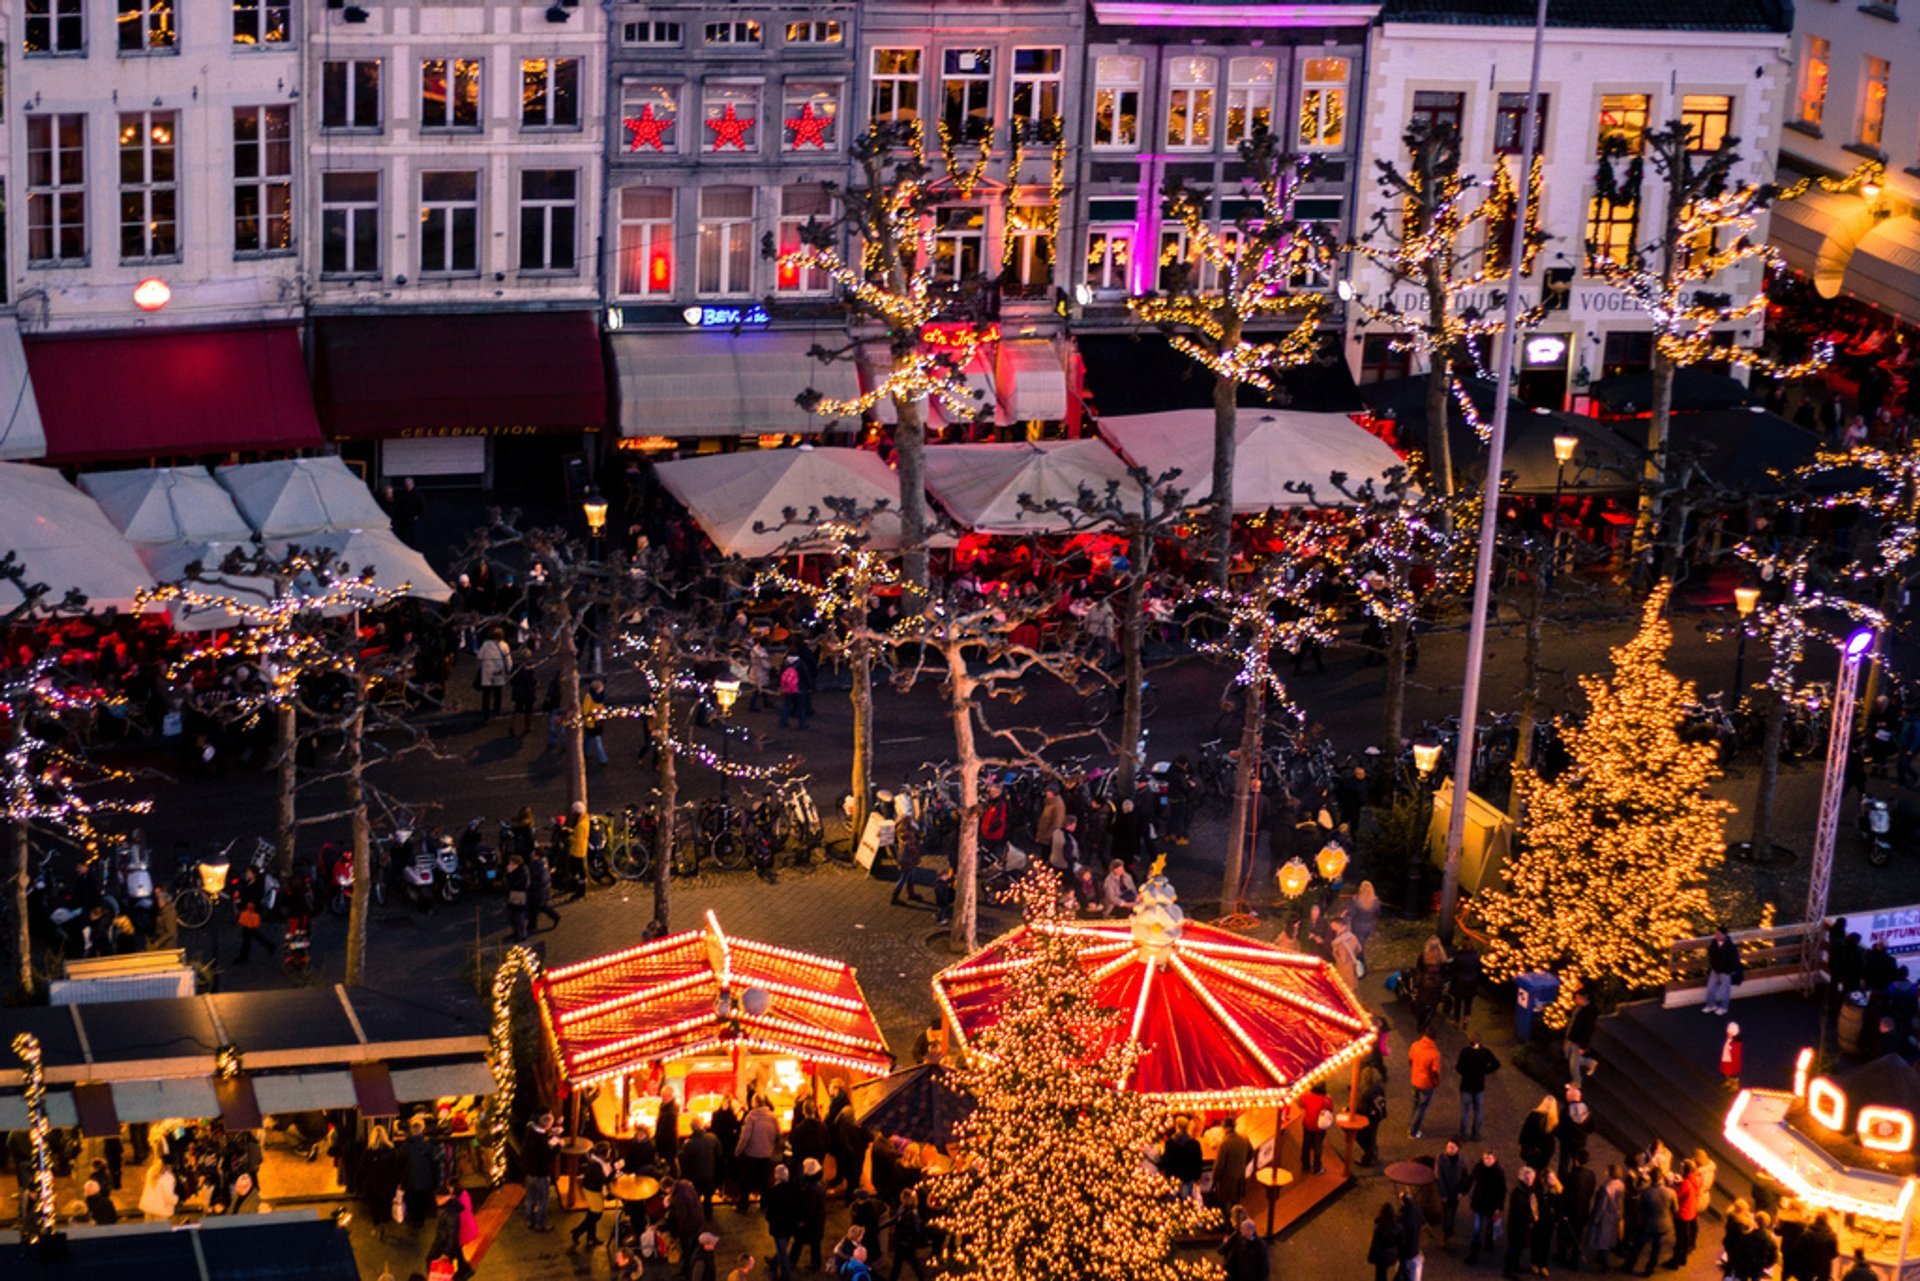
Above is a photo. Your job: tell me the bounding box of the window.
[1595,93,1649,155]
[1007,202,1054,296]
[1226,57,1277,147]
[703,21,760,46]
[933,206,985,282]
[522,58,580,128]
[620,82,678,153]
[233,105,293,254]
[1085,227,1132,294]
[27,114,86,264]
[786,21,841,44]
[696,187,754,295]
[1585,193,1638,269]
[1158,227,1200,291]
[871,49,922,124]
[1861,58,1890,150]
[1012,48,1063,124]
[118,0,174,53]
[783,82,838,151]
[617,187,674,297]
[118,111,177,262]
[420,171,479,274]
[621,21,680,47]
[1602,330,1653,379]
[322,60,381,130]
[1798,37,1830,128]
[1166,57,1216,150]
[26,0,85,53]
[1360,335,1412,384]
[1495,92,1549,156]
[703,82,759,152]
[421,58,482,130]
[518,170,576,272]
[1409,90,1463,136]
[776,186,832,294]
[231,0,288,46]
[942,49,993,139]
[1680,94,1732,154]
[320,172,379,277]
[1092,55,1142,149]
[1297,57,1347,150]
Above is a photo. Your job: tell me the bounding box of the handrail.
[1664,920,1822,1007]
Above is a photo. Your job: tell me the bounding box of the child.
[1720,1022,1744,1092]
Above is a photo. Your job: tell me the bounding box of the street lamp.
[713,677,740,803]
[1550,433,1578,580]
[199,858,230,987]
[1409,741,1443,915]
[1732,585,1761,704]
[1412,741,1442,780]
[1276,858,1311,900]
[1316,840,1349,885]
[582,487,609,558]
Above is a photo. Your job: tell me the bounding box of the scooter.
[1864,794,1895,866]
[458,818,502,894]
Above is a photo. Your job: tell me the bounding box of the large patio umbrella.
[1606,407,1827,492]
[0,464,156,614]
[80,467,254,546]
[850,1064,976,1146]
[271,528,453,603]
[1589,368,1751,415]
[217,457,391,538]
[923,439,1145,534]
[653,446,938,558]
[1099,408,1404,510]
[1446,406,1643,496]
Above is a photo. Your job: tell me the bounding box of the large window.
[25,0,85,55]
[703,21,760,45]
[233,105,293,254]
[1495,92,1549,155]
[320,172,379,277]
[1360,335,1413,385]
[27,114,86,264]
[620,82,678,153]
[617,188,674,297]
[1586,193,1638,269]
[1012,48,1063,123]
[522,58,580,129]
[696,187,754,295]
[703,82,759,152]
[322,60,381,130]
[1007,202,1054,296]
[1166,57,1216,151]
[943,49,993,139]
[1159,225,1238,291]
[776,186,832,294]
[1085,227,1132,294]
[231,0,289,46]
[1408,90,1463,136]
[1860,58,1890,150]
[421,58,482,130]
[518,170,577,273]
[783,82,838,151]
[933,206,985,282]
[1799,37,1831,128]
[621,21,680,46]
[118,0,174,53]
[118,111,177,262]
[1225,57,1276,147]
[1595,93,1649,155]
[1680,94,1732,154]
[1297,57,1347,150]
[871,49,922,124]
[786,20,840,44]
[420,171,479,275]
[1092,56,1142,149]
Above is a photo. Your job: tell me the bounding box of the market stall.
[931,875,1376,1231]
[534,912,892,1142]
[1725,1048,1920,1276]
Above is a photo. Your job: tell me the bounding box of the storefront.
[310,310,607,488]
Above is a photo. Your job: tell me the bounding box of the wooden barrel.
[1838,999,1865,1057]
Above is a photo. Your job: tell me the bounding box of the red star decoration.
[622,105,672,152]
[785,102,832,149]
[705,103,755,151]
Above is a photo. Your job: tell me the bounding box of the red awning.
[313,311,607,438]
[24,324,324,462]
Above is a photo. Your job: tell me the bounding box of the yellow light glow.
[199,860,231,895]
[1276,858,1311,899]
[1794,1046,1813,1098]
[1808,1076,1847,1132]
[1316,841,1349,883]
[1858,1105,1914,1153]
[1725,1089,1920,1223]
[1412,742,1442,776]
[1734,586,1761,618]
[712,677,740,712]
[1553,435,1578,466]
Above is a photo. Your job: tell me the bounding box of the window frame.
[782,81,840,153]
[1595,92,1650,156]
[1585,193,1639,271]
[118,110,178,264]
[1679,93,1732,155]
[621,21,681,47]
[321,58,383,132]
[701,81,761,154]
[1408,90,1464,137]
[616,186,675,298]
[319,170,381,279]
[870,48,923,125]
[521,57,582,130]
[420,57,484,131]
[1494,91,1549,156]
[784,20,841,45]
[26,113,87,266]
[25,0,86,55]
[1011,47,1064,125]
[1006,200,1055,296]
[775,185,833,296]
[231,0,291,48]
[1092,55,1143,150]
[1296,56,1348,152]
[516,168,578,275]
[1085,225,1134,295]
[932,205,987,283]
[232,104,294,257]
[620,81,680,154]
[696,186,756,297]
[702,20,761,46]
[1225,55,1278,148]
[1860,58,1890,150]
[1165,56,1217,152]
[117,0,176,55]
[941,48,995,140]
[419,170,481,276]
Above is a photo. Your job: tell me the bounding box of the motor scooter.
[1864,794,1895,866]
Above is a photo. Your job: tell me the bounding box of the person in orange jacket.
[1408,1031,1443,1139]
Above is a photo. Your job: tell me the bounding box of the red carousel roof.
[932,881,1375,1110]
[537,912,892,1086]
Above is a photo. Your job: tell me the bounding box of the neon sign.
[682,305,770,329]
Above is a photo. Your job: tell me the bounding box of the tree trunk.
[554,597,589,830]
[850,640,874,846]
[1117,530,1148,792]
[1750,685,1787,858]
[895,395,930,594]
[651,678,676,932]
[1208,369,1239,586]
[1222,679,1267,917]
[944,643,982,951]
[1507,567,1547,821]
[1634,336,1678,566]
[11,820,30,997]
[1424,264,1456,498]
[274,703,298,879]
[343,694,372,987]
[1382,616,1411,757]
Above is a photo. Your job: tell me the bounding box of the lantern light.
[582,488,609,537]
[1553,434,1579,466]
[1276,858,1311,899]
[1316,840,1349,884]
[1733,586,1761,618]
[1808,1076,1848,1131]
[712,677,740,713]
[1412,741,1442,778]
[199,859,231,895]
[1857,1105,1915,1154]
[133,277,171,311]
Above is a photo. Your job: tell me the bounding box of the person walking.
[509,657,538,737]
[1411,937,1449,1035]
[1668,1158,1703,1268]
[232,867,276,964]
[1435,1139,1465,1244]
[1465,1150,1507,1266]
[1222,1214,1270,1281]
[1704,925,1744,1015]
[666,1176,705,1281]
[777,656,806,731]
[476,628,512,722]
[656,1087,681,1173]
[581,680,610,765]
[1368,1202,1401,1281]
[1408,1030,1441,1139]
[1557,1088,1591,1179]
[1565,988,1599,1086]
[1842,1246,1880,1281]
[1784,1211,1840,1281]
[1212,1119,1253,1213]
[1518,1096,1560,1175]
[1447,940,1482,1027]
[1396,1183,1426,1281]
[401,1116,442,1225]
[428,1184,473,1281]
[734,1097,779,1210]
[1585,1163,1627,1270]
[528,846,561,930]
[795,1157,827,1273]
[521,1111,560,1232]
[1721,1022,1745,1091]
[765,1163,801,1281]
[888,1191,931,1281]
[1558,1149,1597,1269]
[1622,1173,1677,1277]
[1503,1166,1539,1281]
[680,1119,721,1218]
[504,853,531,943]
[1456,1034,1501,1141]
[568,1141,615,1248]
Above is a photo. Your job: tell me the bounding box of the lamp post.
[1550,433,1578,581]
[1410,741,1442,915]
[200,857,230,987]
[713,677,740,803]
[1276,857,1311,902]
[582,487,609,560]
[1731,585,1760,704]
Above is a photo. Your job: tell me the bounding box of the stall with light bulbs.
[535,912,893,1142]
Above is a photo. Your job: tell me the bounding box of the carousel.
[535,912,893,1143]
[931,873,1377,1231]
[1726,1047,1920,1276]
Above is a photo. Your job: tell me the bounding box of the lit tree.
[1350,120,1544,496]
[1131,133,1335,584]
[1475,583,1731,1024]
[932,867,1219,1281]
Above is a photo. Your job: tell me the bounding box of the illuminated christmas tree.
[934,869,1220,1281]
[1475,583,1730,1025]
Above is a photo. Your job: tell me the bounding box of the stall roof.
[653,447,951,559]
[537,911,893,1086]
[209,990,361,1057]
[1,1211,361,1280]
[80,992,220,1065]
[0,464,160,614]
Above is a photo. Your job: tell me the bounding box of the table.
[611,1175,659,1204]
[1384,1161,1435,1188]
[559,1137,594,1209]
[1334,1113,1369,1171]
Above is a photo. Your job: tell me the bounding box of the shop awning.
[111,1077,220,1123]
[612,330,860,438]
[391,1061,497,1102]
[930,350,998,428]
[0,1088,78,1129]
[73,1080,121,1138]
[1842,215,1920,325]
[80,467,255,545]
[995,339,1070,423]
[25,323,323,462]
[267,528,454,603]
[352,1061,400,1117]
[0,316,47,460]
[216,1074,264,1130]
[1770,184,1877,300]
[313,311,607,438]
[217,456,390,538]
[653,446,935,558]
[253,1071,357,1116]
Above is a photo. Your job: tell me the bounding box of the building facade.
[1348,0,1792,410]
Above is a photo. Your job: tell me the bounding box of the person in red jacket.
[1721,1023,1744,1091]
[1407,1032,1442,1139]
[1668,1158,1703,1268]
[1298,1082,1332,1175]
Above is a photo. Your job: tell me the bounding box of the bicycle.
[607,805,654,882]
[1082,679,1159,728]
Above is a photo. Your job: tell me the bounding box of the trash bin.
[1514,972,1561,1044]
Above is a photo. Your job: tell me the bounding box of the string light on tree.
[484,945,544,1184]
[11,1032,56,1242]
